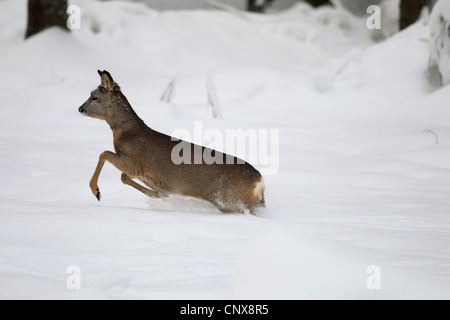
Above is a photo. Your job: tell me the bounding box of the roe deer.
[79,70,265,214]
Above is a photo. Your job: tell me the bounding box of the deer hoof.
[95,189,101,201]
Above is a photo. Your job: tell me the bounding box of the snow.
[0,0,450,299]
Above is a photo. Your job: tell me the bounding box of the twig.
[422,129,439,145]
[206,0,251,21]
[206,74,222,119]
[160,76,177,103]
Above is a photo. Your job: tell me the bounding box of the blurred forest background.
[26,0,436,38]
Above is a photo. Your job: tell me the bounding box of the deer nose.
[79,106,85,113]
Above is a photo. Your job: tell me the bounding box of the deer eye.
[92,96,98,101]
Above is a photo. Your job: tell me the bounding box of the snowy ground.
[1,0,450,299]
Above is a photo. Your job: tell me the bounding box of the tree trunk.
[247,0,266,13]
[304,0,331,7]
[26,0,69,39]
[399,0,425,30]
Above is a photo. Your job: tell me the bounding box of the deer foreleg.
[89,151,125,201]
[90,151,160,201]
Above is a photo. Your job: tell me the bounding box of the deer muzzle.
[79,106,87,115]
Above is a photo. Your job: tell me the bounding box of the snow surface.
[1,0,450,299]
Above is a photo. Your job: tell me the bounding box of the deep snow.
[0,0,450,299]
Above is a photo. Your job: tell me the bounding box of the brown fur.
[79,70,265,214]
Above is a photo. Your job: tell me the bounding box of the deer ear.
[98,70,115,91]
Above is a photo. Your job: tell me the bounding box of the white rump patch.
[253,177,265,201]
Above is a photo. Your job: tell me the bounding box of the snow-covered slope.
[0,0,449,299]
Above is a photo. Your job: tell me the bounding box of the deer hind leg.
[207,196,253,215]
[215,203,255,215]
[120,173,160,198]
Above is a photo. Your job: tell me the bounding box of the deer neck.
[106,100,146,139]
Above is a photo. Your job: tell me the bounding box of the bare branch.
[206,74,222,119]
[206,0,251,21]
[160,76,177,103]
